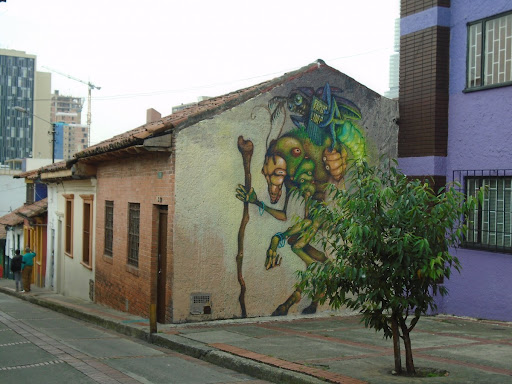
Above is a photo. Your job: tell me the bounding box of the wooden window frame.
[81,195,94,268]
[63,194,74,258]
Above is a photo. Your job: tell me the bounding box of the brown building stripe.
[398,25,450,158]
[401,0,450,18]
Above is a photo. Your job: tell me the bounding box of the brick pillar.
[398,0,451,191]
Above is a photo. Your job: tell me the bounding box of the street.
[0,292,269,384]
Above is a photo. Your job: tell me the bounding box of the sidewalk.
[1,278,511,384]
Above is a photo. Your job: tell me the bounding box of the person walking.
[21,247,36,293]
[10,250,23,292]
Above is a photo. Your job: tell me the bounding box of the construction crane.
[43,66,101,147]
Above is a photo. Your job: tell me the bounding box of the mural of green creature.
[236,83,366,316]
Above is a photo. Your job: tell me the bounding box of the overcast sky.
[0,0,399,145]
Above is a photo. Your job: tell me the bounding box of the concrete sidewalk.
[1,278,511,384]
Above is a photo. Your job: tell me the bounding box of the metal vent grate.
[190,293,211,315]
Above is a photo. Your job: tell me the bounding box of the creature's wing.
[296,87,315,98]
[333,96,362,120]
[291,115,306,129]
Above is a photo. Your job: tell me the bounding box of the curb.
[0,287,326,384]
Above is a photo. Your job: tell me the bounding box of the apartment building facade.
[398,0,512,321]
[0,49,52,164]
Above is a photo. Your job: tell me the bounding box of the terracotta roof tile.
[0,198,48,227]
[74,60,328,160]
[15,160,69,179]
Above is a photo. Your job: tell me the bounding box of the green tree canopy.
[298,159,477,375]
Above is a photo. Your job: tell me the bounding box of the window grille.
[467,11,512,89]
[82,202,91,265]
[104,201,114,256]
[453,169,512,253]
[128,203,140,267]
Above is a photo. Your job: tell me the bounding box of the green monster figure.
[236,83,366,315]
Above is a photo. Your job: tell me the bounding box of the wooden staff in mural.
[236,136,254,318]
[236,83,366,316]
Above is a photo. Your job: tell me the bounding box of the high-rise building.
[50,90,87,160]
[385,18,400,99]
[0,49,52,165]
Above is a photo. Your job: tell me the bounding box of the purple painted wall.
[440,0,512,321]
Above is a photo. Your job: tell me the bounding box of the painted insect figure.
[236,83,366,316]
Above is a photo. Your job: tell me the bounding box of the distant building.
[385,18,400,99]
[50,90,87,160]
[0,49,52,164]
[172,96,211,113]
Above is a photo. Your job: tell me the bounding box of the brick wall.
[94,148,175,321]
[401,0,450,17]
[398,25,450,158]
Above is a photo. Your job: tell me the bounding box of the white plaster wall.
[45,185,59,290]
[53,179,97,301]
[0,174,25,217]
[173,69,399,321]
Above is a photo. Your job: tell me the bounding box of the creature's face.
[287,92,310,117]
[262,155,287,204]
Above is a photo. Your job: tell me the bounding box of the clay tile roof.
[15,160,70,179]
[0,198,48,227]
[74,60,329,160]
[0,225,5,240]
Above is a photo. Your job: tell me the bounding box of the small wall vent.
[190,293,211,315]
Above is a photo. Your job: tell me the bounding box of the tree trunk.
[391,314,402,374]
[401,324,415,375]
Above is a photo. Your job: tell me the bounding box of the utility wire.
[7,46,394,104]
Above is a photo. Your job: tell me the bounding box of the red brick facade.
[94,147,175,322]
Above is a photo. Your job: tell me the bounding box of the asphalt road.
[0,292,269,384]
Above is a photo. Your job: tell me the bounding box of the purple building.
[398,0,512,322]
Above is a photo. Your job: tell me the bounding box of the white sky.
[0,0,399,146]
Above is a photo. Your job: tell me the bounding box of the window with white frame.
[467,11,512,89]
[465,176,512,253]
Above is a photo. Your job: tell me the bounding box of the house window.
[465,176,512,253]
[467,11,512,89]
[81,195,94,267]
[104,200,114,256]
[26,183,34,204]
[63,194,74,257]
[127,203,140,267]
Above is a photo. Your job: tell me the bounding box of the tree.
[297,159,477,375]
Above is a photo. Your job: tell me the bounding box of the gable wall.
[172,67,398,322]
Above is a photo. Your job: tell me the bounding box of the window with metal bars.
[467,11,512,90]
[104,201,113,256]
[127,203,140,267]
[457,170,512,253]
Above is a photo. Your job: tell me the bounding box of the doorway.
[157,206,168,323]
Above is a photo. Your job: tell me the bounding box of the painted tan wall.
[173,68,398,322]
